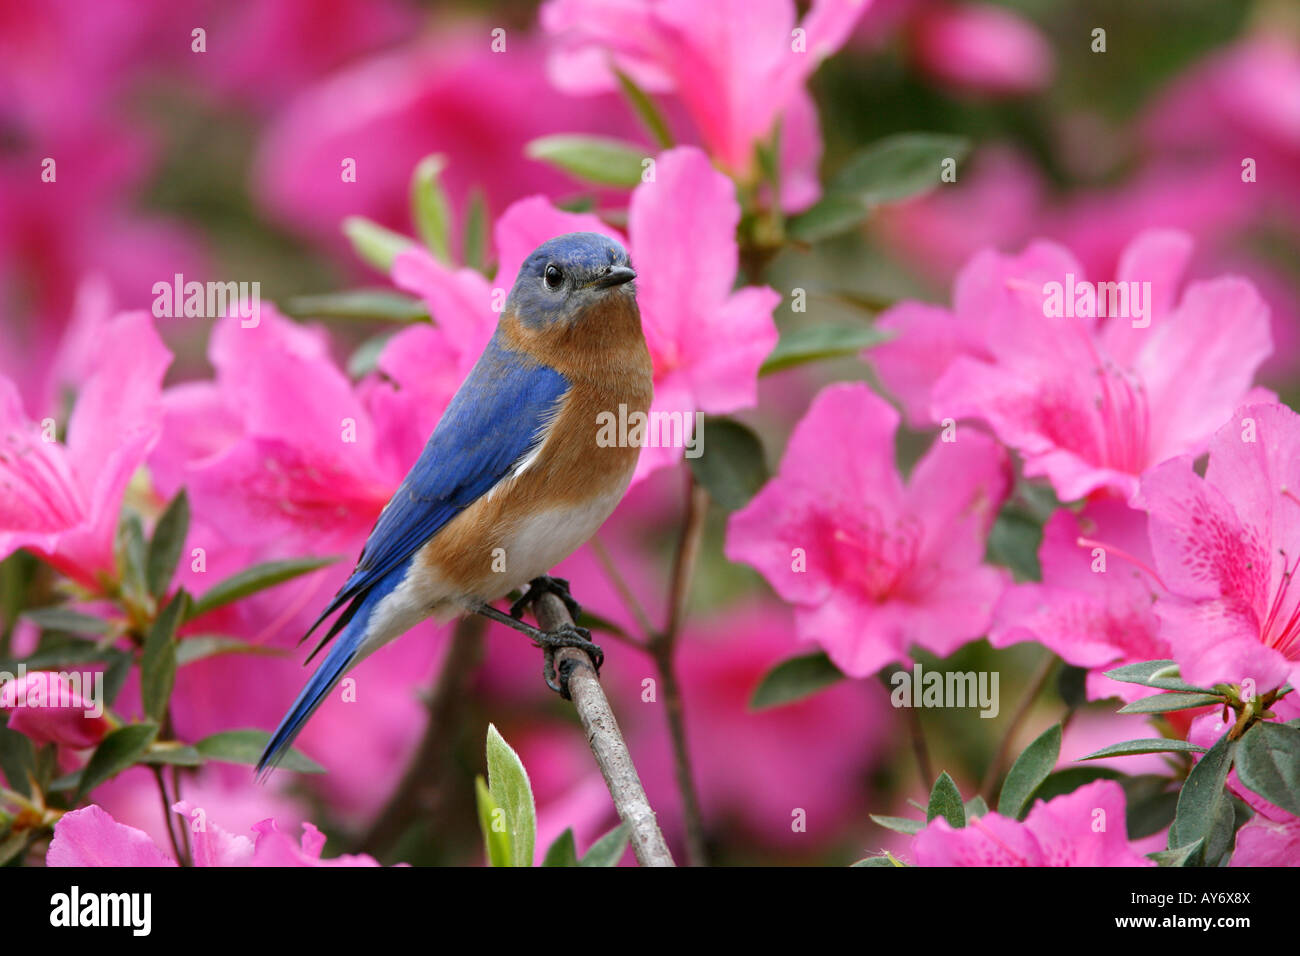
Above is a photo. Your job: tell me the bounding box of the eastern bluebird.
[257,232,651,775]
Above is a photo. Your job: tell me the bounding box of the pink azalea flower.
[726,382,1010,677]
[908,3,1054,97]
[1135,403,1300,693]
[253,24,643,257]
[396,146,780,483]
[0,311,171,589]
[46,803,390,867]
[539,0,870,211]
[991,500,1171,702]
[0,670,112,749]
[874,230,1272,502]
[910,780,1154,866]
[1231,816,1300,867]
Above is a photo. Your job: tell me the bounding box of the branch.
[531,590,675,867]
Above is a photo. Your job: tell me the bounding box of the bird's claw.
[510,575,581,621]
[533,623,603,699]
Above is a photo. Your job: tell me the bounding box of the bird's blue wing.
[303,339,570,658]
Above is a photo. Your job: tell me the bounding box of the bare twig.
[906,707,933,788]
[357,615,485,858]
[532,590,675,867]
[648,474,710,866]
[590,535,656,642]
[979,650,1058,801]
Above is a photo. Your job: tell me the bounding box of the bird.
[256,232,653,776]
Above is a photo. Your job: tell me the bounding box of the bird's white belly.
[499,485,626,591]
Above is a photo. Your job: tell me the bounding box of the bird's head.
[504,232,637,329]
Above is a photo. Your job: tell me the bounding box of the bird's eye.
[544,264,563,290]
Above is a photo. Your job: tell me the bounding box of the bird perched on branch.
[258,232,652,776]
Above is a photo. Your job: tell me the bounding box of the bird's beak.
[591,265,637,289]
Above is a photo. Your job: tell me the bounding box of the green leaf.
[1057,664,1089,711]
[139,743,203,767]
[786,194,870,243]
[1123,775,1181,840]
[77,723,158,801]
[463,189,489,274]
[175,635,285,668]
[21,607,112,635]
[141,592,187,723]
[114,513,148,606]
[926,772,965,828]
[281,290,428,324]
[1168,733,1237,866]
[1118,691,1225,714]
[342,216,415,272]
[485,723,536,867]
[759,323,892,375]
[750,651,845,710]
[579,823,629,867]
[347,333,395,379]
[869,814,924,835]
[831,133,970,206]
[1079,738,1207,760]
[526,134,647,188]
[1149,841,1203,867]
[997,723,1062,820]
[146,490,190,598]
[0,831,29,866]
[0,719,35,797]
[613,68,673,149]
[1032,766,1125,804]
[686,417,768,511]
[852,852,908,867]
[411,155,455,264]
[194,729,324,774]
[541,828,579,867]
[188,556,335,620]
[475,775,511,868]
[1235,720,1300,816]
[964,795,989,819]
[1103,660,1214,694]
[985,507,1043,581]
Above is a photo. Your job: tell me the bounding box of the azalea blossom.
[394,146,780,483]
[1231,815,1300,867]
[0,670,112,749]
[872,230,1273,502]
[910,780,1154,866]
[990,499,1170,702]
[908,2,1053,97]
[726,382,1010,677]
[46,803,389,867]
[0,311,171,589]
[539,0,871,210]
[1136,403,1300,693]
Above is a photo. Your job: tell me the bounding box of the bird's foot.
[532,623,603,699]
[510,575,582,621]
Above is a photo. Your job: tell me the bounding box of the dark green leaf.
[141,592,187,723]
[146,490,190,598]
[188,557,335,620]
[114,513,148,605]
[411,155,454,263]
[342,216,415,272]
[194,729,323,774]
[1118,691,1225,714]
[77,724,158,801]
[759,323,893,375]
[997,724,1062,820]
[0,719,35,797]
[526,135,647,187]
[0,831,29,866]
[541,828,579,867]
[1121,775,1181,840]
[1168,733,1237,866]
[1080,738,1207,760]
[985,507,1042,581]
[1057,665,1089,710]
[1032,766,1124,804]
[1235,720,1300,815]
[830,133,970,206]
[1103,660,1214,694]
[852,853,907,867]
[139,743,203,767]
[579,823,629,867]
[786,194,869,243]
[751,651,845,710]
[464,189,489,274]
[613,68,673,149]
[926,771,965,828]
[21,607,111,635]
[687,417,768,511]
[281,290,428,324]
[1149,841,1203,867]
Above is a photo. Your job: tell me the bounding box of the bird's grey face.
[506,232,636,328]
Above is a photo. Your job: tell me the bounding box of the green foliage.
[750,651,845,710]
[686,417,768,511]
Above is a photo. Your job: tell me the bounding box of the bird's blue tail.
[256,559,410,778]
